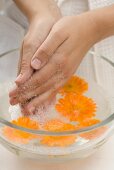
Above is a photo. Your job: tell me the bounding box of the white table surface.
[0,135,114,170]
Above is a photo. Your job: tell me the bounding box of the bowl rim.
[0,113,114,136]
[0,49,114,136]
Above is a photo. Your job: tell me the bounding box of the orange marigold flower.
[12,117,39,129]
[56,94,97,122]
[79,119,101,127]
[59,75,88,95]
[79,119,107,140]
[41,119,77,147]
[3,117,40,144]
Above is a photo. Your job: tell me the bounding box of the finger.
[9,84,18,97]
[9,59,70,105]
[22,94,56,115]
[31,28,68,70]
[22,76,68,114]
[30,38,72,91]
[15,40,34,85]
[23,90,58,114]
[9,60,57,104]
[18,43,23,75]
[9,73,65,106]
[9,97,18,106]
[15,20,53,85]
[9,39,72,102]
[14,72,65,104]
[20,60,58,92]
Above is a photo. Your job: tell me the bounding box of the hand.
[12,0,61,85]
[9,1,61,103]
[9,15,60,105]
[9,13,100,114]
[16,15,61,85]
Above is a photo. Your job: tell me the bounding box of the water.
[0,81,112,156]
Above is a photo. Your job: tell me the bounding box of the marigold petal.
[79,119,107,140]
[56,94,97,122]
[41,119,77,147]
[3,117,40,144]
[59,75,88,95]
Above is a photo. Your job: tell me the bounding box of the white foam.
[9,105,22,120]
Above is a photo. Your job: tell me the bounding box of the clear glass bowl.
[0,49,114,162]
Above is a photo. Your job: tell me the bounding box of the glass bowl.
[0,49,114,162]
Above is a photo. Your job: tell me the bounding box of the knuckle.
[58,68,69,80]
[53,30,62,40]
[29,82,37,90]
[52,83,58,92]
[58,71,68,81]
[21,58,29,71]
[19,93,28,104]
[62,69,69,79]
[35,75,42,84]
[52,24,67,40]
[19,97,27,104]
[53,55,67,70]
[23,36,41,50]
[39,46,50,57]
[61,65,70,79]
[31,77,42,89]
[23,37,32,49]
[60,55,67,65]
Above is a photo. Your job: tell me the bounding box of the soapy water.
[8,84,69,125]
[7,101,86,156]
[7,100,110,156]
[9,105,22,120]
[1,120,111,156]
[7,94,84,156]
[9,95,69,126]
[4,79,111,156]
[2,103,98,156]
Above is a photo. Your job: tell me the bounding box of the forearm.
[88,5,114,43]
[13,0,61,22]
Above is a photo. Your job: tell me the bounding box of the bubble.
[9,105,22,120]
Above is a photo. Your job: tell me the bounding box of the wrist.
[76,13,101,48]
[86,5,114,44]
[29,12,61,25]
[27,0,61,23]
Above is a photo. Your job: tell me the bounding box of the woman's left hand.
[9,13,99,114]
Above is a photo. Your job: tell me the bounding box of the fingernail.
[15,74,23,83]
[31,58,41,70]
[10,98,18,105]
[28,107,35,114]
[9,85,18,97]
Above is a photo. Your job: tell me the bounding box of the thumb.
[15,42,33,85]
[30,46,49,70]
[31,30,59,70]
[31,28,65,70]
